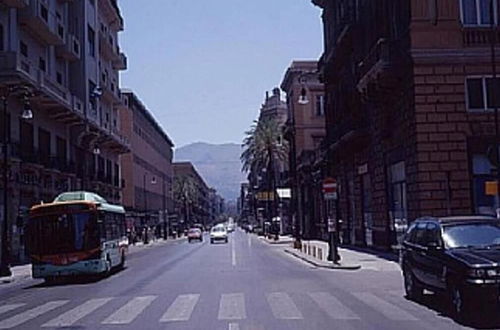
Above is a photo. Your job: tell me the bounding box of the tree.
[241,118,288,233]
[173,175,197,230]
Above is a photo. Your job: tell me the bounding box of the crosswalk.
[0,290,424,329]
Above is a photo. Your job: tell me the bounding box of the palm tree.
[241,118,288,234]
[173,176,197,231]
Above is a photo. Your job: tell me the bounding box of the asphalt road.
[0,229,498,330]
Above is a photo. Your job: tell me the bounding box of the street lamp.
[142,173,157,244]
[1,85,33,277]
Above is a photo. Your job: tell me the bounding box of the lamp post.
[291,70,318,246]
[490,0,500,213]
[1,86,33,277]
[162,175,168,240]
[142,173,157,244]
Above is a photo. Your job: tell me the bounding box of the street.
[0,229,493,330]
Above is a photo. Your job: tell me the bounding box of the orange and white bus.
[26,191,128,281]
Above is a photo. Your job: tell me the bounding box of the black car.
[400,216,500,317]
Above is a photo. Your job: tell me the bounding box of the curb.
[258,236,294,245]
[284,248,361,270]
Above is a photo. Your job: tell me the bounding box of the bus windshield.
[28,212,99,255]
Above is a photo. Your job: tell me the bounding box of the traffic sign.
[323,177,337,200]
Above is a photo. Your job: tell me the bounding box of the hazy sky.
[119,0,323,148]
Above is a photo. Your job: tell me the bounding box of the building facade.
[0,0,128,264]
[281,61,326,240]
[173,162,211,230]
[313,0,500,249]
[120,90,174,236]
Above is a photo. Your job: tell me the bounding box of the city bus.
[26,191,128,281]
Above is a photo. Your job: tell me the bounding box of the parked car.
[187,228,203,243]
[210,225,228,244]
[400,216,500,318]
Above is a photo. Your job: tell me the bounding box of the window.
[89,80,97,116]
[20,41,28,57]
[388,161,407,244]
[38,57,46,72]
[466,77,500,110]
[87,25,95,57]
[0,24,4,52]
[315,95,325,116]
[56,72,63,85]
[40,3,48,22]
[472,154,498,215]
[461,0,497,26]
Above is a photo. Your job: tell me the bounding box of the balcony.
[356,38,401,96]
[100,75,121,104]
[19,0,64,45]
[56,33,80,61]
[462,27,500,47]
[326,115,369,152]
[112,52,127,71]
[0,0,28,8]
[37,70,71,108]
[99,0,124,31]
[99,29,119,61]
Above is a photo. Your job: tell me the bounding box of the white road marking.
[101,295,157,325]
[229,323,240,330]
[42,297,113,327]
[232,238,236,266]
[160,294,200,322]
[218,293,246,320]
[353,292,417,321]
[0,304,24,316]
[309,292,360,320]
[267,292,303,320]
[0,300,69,329]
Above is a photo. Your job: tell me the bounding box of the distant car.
[400,215,500,318]
[210,226,228,244]
[187,228,203,243]
[227,223,235,232]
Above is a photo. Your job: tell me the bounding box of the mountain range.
[174,142,247,201]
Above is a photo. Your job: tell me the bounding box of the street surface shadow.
[408,292,500,329]
[341,245,399,262]
[23,266,127,289]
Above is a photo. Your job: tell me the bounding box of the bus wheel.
[104,256,112,276]
[119,252,126,269]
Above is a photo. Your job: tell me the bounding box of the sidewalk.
[0,236,186,285]
[281,240,402,271]
[284,246,361,270]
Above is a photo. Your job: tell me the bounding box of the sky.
[119,0,323,148]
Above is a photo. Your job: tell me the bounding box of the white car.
[210,226,228,244]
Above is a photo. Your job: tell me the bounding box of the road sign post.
[324,178,340,264]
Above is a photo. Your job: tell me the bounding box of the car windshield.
[442,223,500,249]
[188,229,200,234]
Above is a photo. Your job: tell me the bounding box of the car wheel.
[403,267,423,301]
[225,238,228,244]
[450,284,468,319]
[210,239,214,244]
